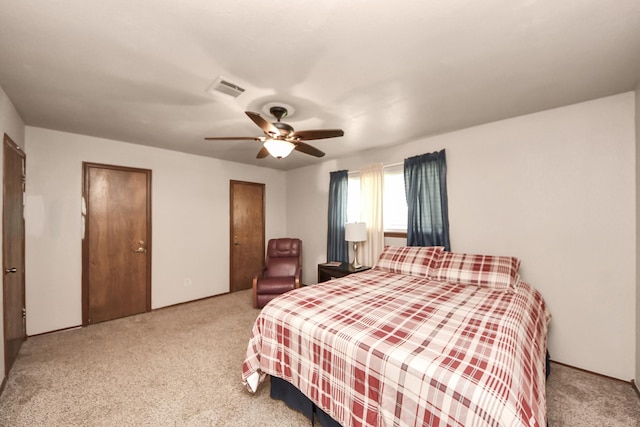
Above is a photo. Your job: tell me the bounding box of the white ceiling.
[1,1,639,170]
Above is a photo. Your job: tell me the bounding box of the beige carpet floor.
[0,289,638,426]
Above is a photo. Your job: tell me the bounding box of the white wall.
[25,127,287,335]
[635,84,640,389]
[287,93,637,381]
[0,85,25,383]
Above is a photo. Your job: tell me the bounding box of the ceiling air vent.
[207,76,245,98]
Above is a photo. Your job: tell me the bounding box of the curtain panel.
[359,163,385,267]
[327,170,349,263]
[404,149,450,250]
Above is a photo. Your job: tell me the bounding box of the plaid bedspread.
[242,269,550,427]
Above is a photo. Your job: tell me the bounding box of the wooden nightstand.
[317,263,371,283]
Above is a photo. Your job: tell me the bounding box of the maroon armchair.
[253,238,302,308]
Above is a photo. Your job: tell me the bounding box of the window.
[347,173,360,223]
[347,165,408,233]
[383,165,407,232]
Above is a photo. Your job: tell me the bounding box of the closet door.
[229,180,265,292]
[82,163,152,324]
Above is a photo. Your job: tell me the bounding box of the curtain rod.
[347,161,403,175]
[383,161,403,168]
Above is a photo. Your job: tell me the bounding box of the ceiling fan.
[205,106,344,159]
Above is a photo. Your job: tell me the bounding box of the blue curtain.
[404,149,450,250]
[327,170,349,263]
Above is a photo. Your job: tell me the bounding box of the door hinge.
[22,307,26,319]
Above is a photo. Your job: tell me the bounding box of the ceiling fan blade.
[256,146,269,159]
[294,141,325,158]
[204,136,264,141]
[292,129,344,141]
[245,111,280,137]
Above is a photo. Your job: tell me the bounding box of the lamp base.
[351,242,362,269]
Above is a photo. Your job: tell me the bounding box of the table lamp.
[345,222,367,269]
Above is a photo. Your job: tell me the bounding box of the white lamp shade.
[345,222,367,242]
[264,139,295,158]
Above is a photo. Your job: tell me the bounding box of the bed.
[243,246,551,427]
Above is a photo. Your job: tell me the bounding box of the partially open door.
[3,134,26,375]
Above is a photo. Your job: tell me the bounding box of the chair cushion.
[264,257,299,278]
[255,277,296,295]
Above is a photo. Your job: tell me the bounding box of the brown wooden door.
[82,163,151,325]
[230,180,265,292]
[3,134,26,375]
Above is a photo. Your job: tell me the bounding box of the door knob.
[133,240,146,253]
[5,267,17,274]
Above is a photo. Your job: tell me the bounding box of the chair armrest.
[253,266,267,281]
[294,266,302,288]
[252,266,267,309]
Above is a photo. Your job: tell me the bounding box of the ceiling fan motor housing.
[269,106,294,138]
[274,122,294,138]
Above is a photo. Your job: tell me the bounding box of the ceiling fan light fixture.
[264,139,295,159]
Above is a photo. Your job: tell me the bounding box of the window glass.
[347,174,360,223]
[347,166,408,233]
[383,166,407,232]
